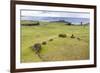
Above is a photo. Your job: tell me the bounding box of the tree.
[80,22,83,26]
[67,22,72,25]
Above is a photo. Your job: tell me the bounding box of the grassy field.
[21,21,89,63]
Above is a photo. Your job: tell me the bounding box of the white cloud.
[21,10,90,18]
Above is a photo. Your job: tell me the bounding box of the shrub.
[42,41,47,45]
[58,34,67,38]
[77,37,81,40]
[66,22,72,25]
[32,43,41,53]
[70,34,75,38]
[49,39,53,41]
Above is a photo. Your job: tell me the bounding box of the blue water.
[21,16,90,24]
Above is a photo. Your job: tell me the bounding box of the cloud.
[21,10,90,18]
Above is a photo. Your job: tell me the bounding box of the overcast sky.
[21,10,90,18]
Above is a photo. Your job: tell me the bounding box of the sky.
[21,10,90,18]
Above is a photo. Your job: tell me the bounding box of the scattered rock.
[58,34,67,38]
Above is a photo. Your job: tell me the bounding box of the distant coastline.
[21,16,90,24]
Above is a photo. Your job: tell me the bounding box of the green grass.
[21,21,89,62]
